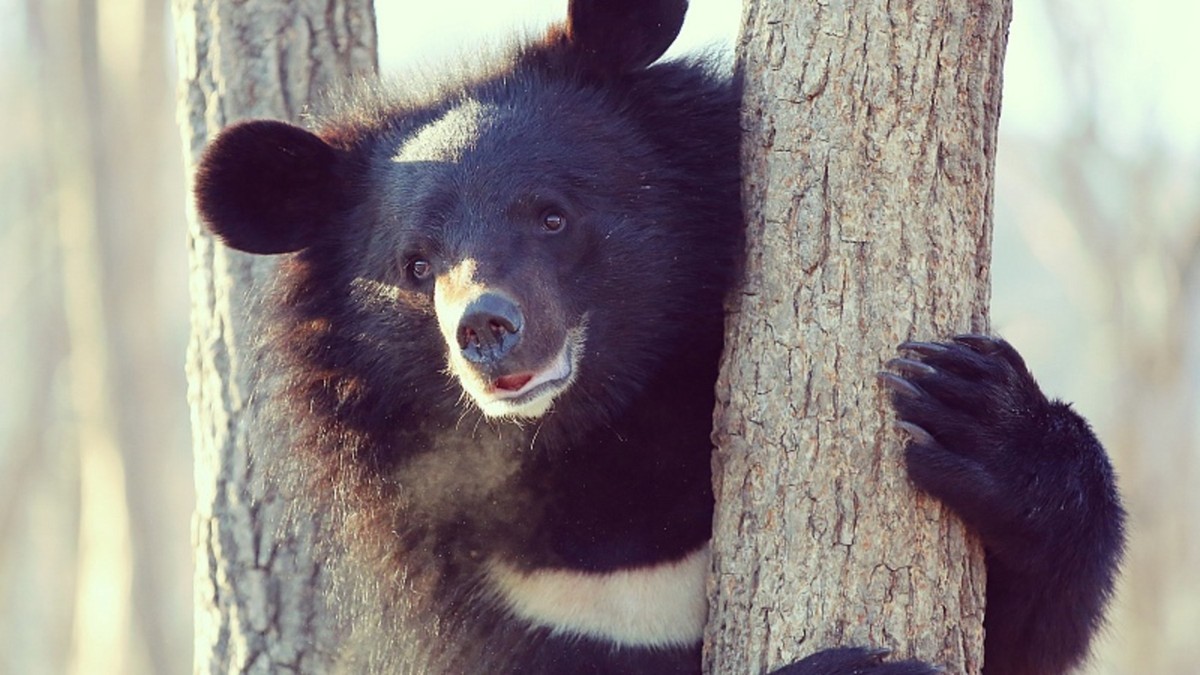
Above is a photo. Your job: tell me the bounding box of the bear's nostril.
[489,319,512,339]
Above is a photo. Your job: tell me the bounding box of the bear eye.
[408,258,433,281]
[541,211,567,233]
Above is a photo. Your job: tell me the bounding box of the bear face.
[357,91,715,420]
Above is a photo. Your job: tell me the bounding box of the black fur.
[772,647,942,675]
[565,0,688,72]
[193,1,1124,673]
[195,120,348,254]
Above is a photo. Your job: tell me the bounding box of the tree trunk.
[706,2,1009,674]
[173,1,377,672]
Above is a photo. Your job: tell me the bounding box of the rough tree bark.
[706,2,1010,674]
[173,1,377,672]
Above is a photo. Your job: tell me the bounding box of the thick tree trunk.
[173,1,377,672]
[706,2,1010,674]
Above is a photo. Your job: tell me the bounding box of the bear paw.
[769,647,942,675]
[879,335,1064,558]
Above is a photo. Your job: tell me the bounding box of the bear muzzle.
[435,268,584,418]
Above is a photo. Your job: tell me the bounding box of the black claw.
[885,357,938,377]
[952,334,1004,353]
[862,647,892,660]
[878,372,924,398]
[898,340,949,356]
[895,420,937,446]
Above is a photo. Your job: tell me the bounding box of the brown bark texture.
[173,1,377,672]
[705,2,1010,674]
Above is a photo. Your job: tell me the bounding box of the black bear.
[194,1,1125,673]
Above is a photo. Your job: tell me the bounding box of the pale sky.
[376,0,1200,154]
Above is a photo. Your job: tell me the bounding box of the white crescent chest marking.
[488,544,711,648]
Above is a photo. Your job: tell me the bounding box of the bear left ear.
[565,0,688,72]
[194,120,346,255]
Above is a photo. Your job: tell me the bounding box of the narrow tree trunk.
[706,2,1010,673]
[173,1,377,672]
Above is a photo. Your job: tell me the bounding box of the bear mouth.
[462,328,584,419]
[485,345,574,404]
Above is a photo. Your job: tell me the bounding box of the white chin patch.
[487,545,710,648]
[454,325,585,420]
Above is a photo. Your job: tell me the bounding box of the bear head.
[194,0,740,429]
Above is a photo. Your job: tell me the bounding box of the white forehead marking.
[488,544,710,648]
[392,99,497,164]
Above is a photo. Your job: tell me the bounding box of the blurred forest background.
[0,0,1196,674]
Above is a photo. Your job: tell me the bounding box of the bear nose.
[457,292,523,365]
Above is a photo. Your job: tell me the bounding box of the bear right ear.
[195,120,345,255]
[565,0,688,73]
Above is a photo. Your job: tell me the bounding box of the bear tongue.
[494,373,533,392]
